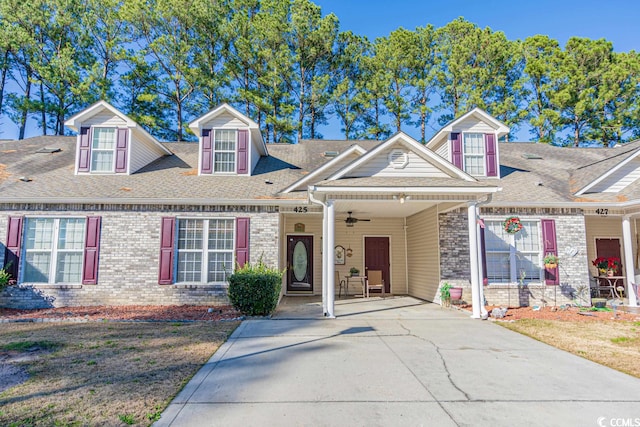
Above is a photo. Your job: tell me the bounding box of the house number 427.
[595,208,608,216]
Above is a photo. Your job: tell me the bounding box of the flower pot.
[545,263,557,269]
[449,287,463,301]
[607,270,614,277]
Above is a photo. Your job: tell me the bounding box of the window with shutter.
[22,217,89,284]
[484,219,542,284]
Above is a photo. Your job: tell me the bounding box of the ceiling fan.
[344,211,371,227]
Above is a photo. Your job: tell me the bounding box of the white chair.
[366,270,384,298]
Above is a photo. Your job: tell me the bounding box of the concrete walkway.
[156,297,640,426]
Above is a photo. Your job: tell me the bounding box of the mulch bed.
[0,305,242,322]
[461,304,640,322]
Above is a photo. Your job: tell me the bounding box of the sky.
[2,0,639,141]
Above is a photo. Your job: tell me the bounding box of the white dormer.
[426,108,509,179]
[188,103,267,176]
[65,101,171,175]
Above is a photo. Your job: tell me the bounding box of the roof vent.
[323,150,339,158]
[521,153,543,160]
[36,147,61,154]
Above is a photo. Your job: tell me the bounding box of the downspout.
[308,189,328,315]
[475,194,493,318]
[404,217,409,295]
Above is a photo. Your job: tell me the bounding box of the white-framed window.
[213,130,237,173]
[176,218,235,283]
[485,219,541,283]
[91,127,117,172]
[463,133,485,176]
[23,218,86,284]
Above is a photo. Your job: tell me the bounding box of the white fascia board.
[310,185,501,194]
[425,107,509,149]
[575,150,640,196]
[0,197,302,206]
[326,132,477,182]
[188,103,267,156]
[65,100,136,131]
[281,145,367,193]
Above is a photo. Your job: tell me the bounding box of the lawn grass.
[500,320,640,378]
[0,321,239,426]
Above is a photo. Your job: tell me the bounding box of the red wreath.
[503,216,523,234]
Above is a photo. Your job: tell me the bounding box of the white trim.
[326,132,477,182]
[189,103,267,157]
[575,149,640,195]
[310,185,501,194]
[65,100,171,156]
[281,145,367,193]
[425,107,510,150]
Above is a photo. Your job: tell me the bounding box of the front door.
[287,235,313,292]
[364,236,390,293]
[596,238,622,274]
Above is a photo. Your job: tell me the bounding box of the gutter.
[309,186,501,194]
[0,197,305,206]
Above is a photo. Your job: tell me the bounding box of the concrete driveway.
[156,297,640,426]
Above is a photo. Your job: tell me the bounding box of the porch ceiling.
[332,199,461,218]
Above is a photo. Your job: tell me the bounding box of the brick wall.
[0,204,280,308]
[439,207,591,307]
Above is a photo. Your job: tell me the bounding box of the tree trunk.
[0,49,9,113]
[573,117,580,147]
[40,81,47,136]
[18,69,32,140]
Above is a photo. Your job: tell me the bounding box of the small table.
[594,276,625,299]
[346,276,367,297]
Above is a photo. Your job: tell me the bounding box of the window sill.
[19,284,83,289]
[172,283,228,289]
[486,282,544,288]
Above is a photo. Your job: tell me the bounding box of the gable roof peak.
[65,100,137,131]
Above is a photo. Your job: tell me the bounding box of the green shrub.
[0,264,14,292]
[228,261,284,316]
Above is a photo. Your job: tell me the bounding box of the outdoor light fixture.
[394,193,411,204]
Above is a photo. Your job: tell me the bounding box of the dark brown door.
[364,236,390,293]
[287,235,313,292]
[596,238,622,274]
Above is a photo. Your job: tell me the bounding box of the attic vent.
[323,150,339,158]
[521,153,543,160]
[36,147,61,154]
[388,149,408,169]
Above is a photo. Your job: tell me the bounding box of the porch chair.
[366,270,385,298]
[337,271,348,298]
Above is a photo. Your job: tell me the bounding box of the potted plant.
[440,282,463,306]
[349,267,360,277]
[592,257,621,276]
[543,253,559,268]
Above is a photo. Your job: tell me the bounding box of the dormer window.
[214,130,237,173]
[91,128,117,172]
[451,132,498,178]
[463,133,485,176]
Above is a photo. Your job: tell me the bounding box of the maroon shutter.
[201,129,213,174]
[78,127,91,172]
[115,128,128,173]
[480,225,488,285]
[82,216,101,285]
[158,217,175,284]
[451,133,462,168]
[235,217,250,269]
[237,129,249,174]
[541,219,559,285]
[4,216,24,280]
[485,133,497,177]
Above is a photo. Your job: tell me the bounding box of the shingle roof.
[3,136,640,206]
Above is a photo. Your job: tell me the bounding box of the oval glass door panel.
[293,241,308,281]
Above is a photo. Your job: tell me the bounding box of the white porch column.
[468,202,481,318]
[322,203,328,315]
[622,216,638,307]
[476,219,487,317]
[326,200,336,318]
